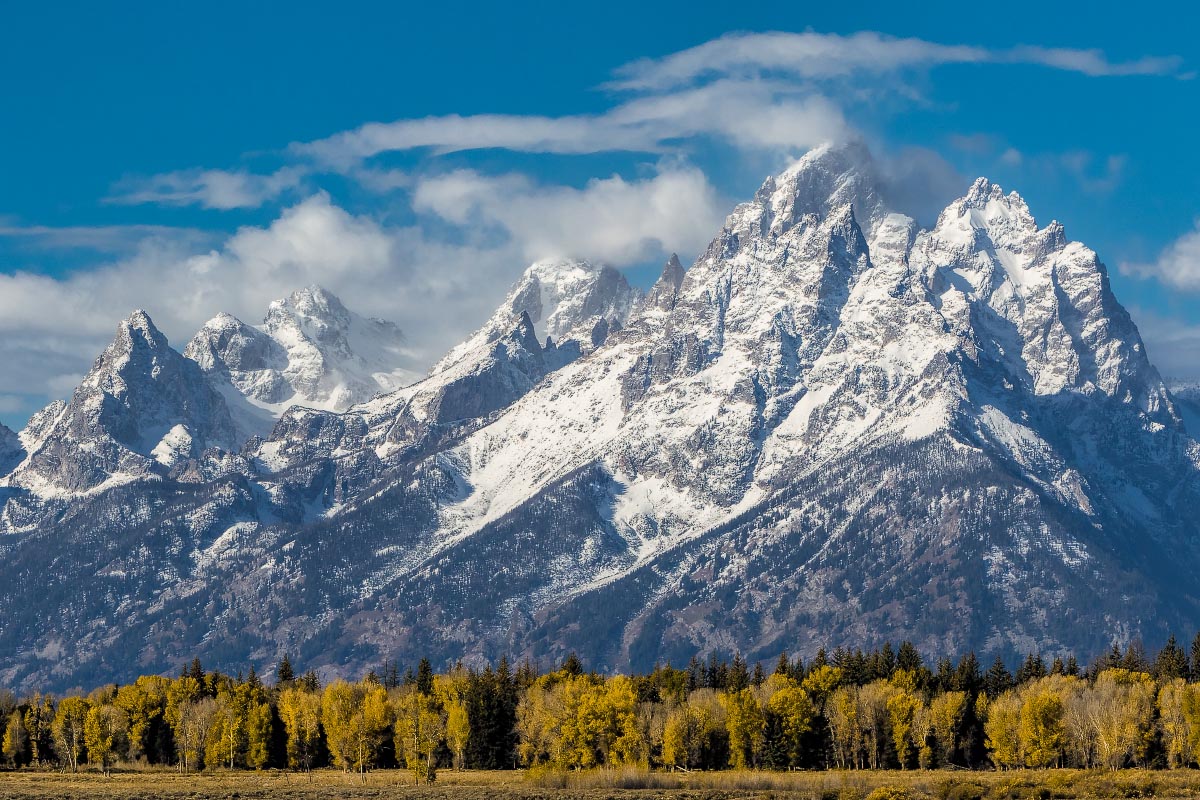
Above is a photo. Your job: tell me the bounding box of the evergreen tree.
[984,656,1013,698]
[275,654,295,685]
[561,653,583,677]
[728,653,750,692]
[1154,636,1188,681]
[1064,655,1080,677]
[954,652,982,695]
[751,662,766,687]
[1122,640,1149,673]
[1015,653,1046,684]
[416,658,435,695]
[897,641,923,674]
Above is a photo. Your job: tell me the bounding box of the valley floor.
[0,768,1192,800]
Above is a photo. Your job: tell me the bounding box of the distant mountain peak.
[186,287,419,434]
[433,257,640,373]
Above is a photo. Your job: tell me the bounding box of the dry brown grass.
[0,767,1195,799]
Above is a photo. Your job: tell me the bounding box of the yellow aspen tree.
[115,676,168,763]
[766,684,814,767]
[1088,669,1155,770]
[928,690,967,767]
[886,688,921,769]
[393,687,443,784]
[984,690,1022,770]
[2,712,28,767]
[321,679,363,773]
[83,704,128,775]
[51,696,88,772]
[826,686,860,769]
[351,685,392,782]
[721,687,765,769]
[1019,687,1065,768]
[1158,679,1191,769]
[277,686,321,773]
[23,693,54,766]
[433,671,470,770]
[662,703,714,771]
[857,680,896,770]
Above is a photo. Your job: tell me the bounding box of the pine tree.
[897,641,923,674]
[728,653,750,692]
[561,653,583,676]
[954,652,982,695]
[1154,636,1188,681]
[751,662,766,687]
[984,657,1013,699]
[275,654,295,686]
[416,658,434,695]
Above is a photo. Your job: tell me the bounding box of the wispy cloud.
[107,166,306,210]
[610,31,1186,91]
[294,80,848,166]
[0,222,215,253]
[1121,221,1200,290]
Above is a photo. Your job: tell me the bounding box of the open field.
[0,768,1195,800]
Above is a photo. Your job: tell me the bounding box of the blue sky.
[1,1,1198,427]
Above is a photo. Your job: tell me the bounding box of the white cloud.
[1121,221,1200,290]
[108,166,306,210]
[610,31,1184,91]
[412,163,725,265]
[296,80,848,166]
[0,192,635,418]
[0,223,213,253]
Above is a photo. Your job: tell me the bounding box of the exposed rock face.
[2,311,238,498]
[434,258,638,372]
[0,424,21,477]
[185,286,420,438]
[1,142,1198,692]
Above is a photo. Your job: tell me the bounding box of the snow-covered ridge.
[185,285,422,437]
[1,140,1198,689]
[434,258,640,373]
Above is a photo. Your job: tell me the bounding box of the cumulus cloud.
[1121,221,1200,290]
[108,166,307,210]
[0,192,633,419]
[412,163,725,265]
[610,31,1185,91]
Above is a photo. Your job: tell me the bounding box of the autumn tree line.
[7,639,1200,778]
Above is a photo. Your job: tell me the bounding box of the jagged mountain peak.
[434,257,640,373]
[186,286,419,428]
[741,139,890,242]
[3,143,1200,690]
[4,311,238,497]
[636,254,687,316]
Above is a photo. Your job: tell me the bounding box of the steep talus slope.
[0,141,1197,690]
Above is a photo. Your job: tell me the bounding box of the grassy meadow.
[0,767,1192,800]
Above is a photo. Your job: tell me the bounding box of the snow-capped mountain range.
[1,141,1198,691]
